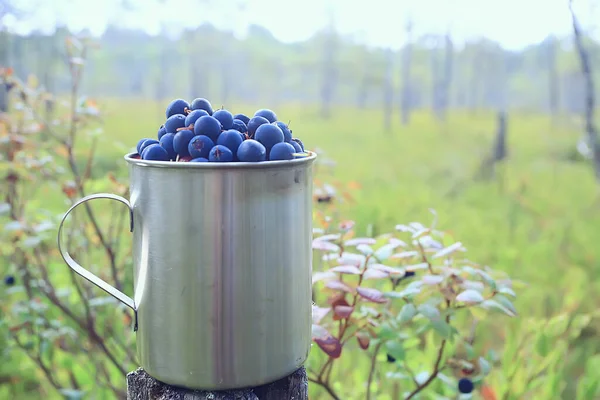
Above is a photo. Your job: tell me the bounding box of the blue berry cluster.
[134,98,308,163]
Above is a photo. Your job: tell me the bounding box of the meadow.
[3,93,600,399]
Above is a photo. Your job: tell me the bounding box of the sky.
[1,0,599,50]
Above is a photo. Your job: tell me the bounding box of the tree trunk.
[383,48,394,131]
[400,18,413,125]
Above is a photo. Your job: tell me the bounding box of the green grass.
[5,97,600,399]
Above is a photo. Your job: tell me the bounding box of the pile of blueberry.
[133,98,309,163]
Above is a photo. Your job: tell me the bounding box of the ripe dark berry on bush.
[173,130,195,157]
[233,113,250,125]
[159,133,177,160]
[274,121,292,142]
[255,123,284,154]
[166,98,190,118]
[194,115,222,142]
[165,114,187,133]
[4,275,15,286]
[291,138,304,151]
[190,98,213,115]
[188,135,214,159]
[185,109,209,127]
[405,271,416,278]
[142,144,170,161]
[209,145,234,162]
[158,125,167,140]
[458,378,474,394]
[269,142,296,161]
[386,354,396,363]
[247,116,269,138]
[217,130,244,159]
[213,109,234,130]
[254,108,277,123]
[139,139,159,155]
[232,119,248,133]
[237,139,266,162]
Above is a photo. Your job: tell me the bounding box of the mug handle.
[57,193,136,312]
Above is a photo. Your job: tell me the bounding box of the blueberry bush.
[2,34,600,400]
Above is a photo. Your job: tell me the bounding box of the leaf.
[417,304,440,320]
[0,202,10,215]
[333,305,354,319]
[356,332,370,350]
[22,236,41,248]
[314,334,342,358]
[390,251,419,259]
[370,264,405,276]
[329,265,361,275]
[356,287,387,304]
[312,240,340,252]
[535,333,550,357]
[385,340,405,361]
[374,243,401,261]
[430,319,453,339]
[480,300,516,317]
[498,286,516,297]
[356,244,374,255]
[397,303,417,323]
[422,275,444,285]
[495,296,518,316]
[4,221,23,232]
[479,356,492,376]
[325,280,353,292]
[345,237,377,246]
[314,233,341,242]
[59,389,85,400]
[312,271,337,284]
[311,324,329,340]
[456,289,485,304]
[328,293,350,307]
[337,252,366,266]
[432,242,464,259]
[405,262,429,271]
[312,306,330,324]
[363,268,389,280]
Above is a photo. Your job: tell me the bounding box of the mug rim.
[124,150,317,170]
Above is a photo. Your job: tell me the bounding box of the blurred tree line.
[0,22,599,119]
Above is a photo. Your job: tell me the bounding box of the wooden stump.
[126,367,308,400]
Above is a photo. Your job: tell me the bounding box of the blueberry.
[142,144,170,161]
[159,133,177,160]
[212,109,234,130]
[233,113,250,125]
[269,142,296,161]
[139,139,159,155]
[165,114,187,133]
[291,137,304,151]
[247,116,269,138]
[173,129,195,157]
[166,99,190,118]
[458,378,474,394]
[190,98,213,115]
[137,138,153,154]
[232,119,248,133]
[194,115,222,142]
[255,123,284,154]
[185,109,209,127]
[237,139,267,162]
[273,121,292,142]
[290,140,302,153]
[158,125,167,140]
[208,145,234,162]
[188,135,215,159]
[190,157,208,162]
[405,271,416,278]
[386,354,396,363]
[217,129,244,159]
[254,108,277,123]
[4,275,15,286]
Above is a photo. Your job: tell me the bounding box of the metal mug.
[57,151,317,390]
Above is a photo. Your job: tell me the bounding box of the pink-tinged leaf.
[325,280,353,293]
[314,233,341,242]
[312,306,330,324]
[312,271,337,284]
[312,240,340,252]
[329,265,361,275]
[388,237,408,247]
[345,237,377,246]
[391,251,419,259]
[356,332,370,350]
[333,305,354,319]
[370,264,405,276]
[314,334,342,358]
[395,224,415,233]
[363,268,389,280]
[422,275,444,285]
[356,287,388,304]
[432,242,464,259]
[312,324,329,340]
[328,293,350,307]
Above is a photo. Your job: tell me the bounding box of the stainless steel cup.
[57,151,317,390]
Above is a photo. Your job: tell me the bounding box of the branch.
[366,341,383,400]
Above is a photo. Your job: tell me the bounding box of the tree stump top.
[126,367,308,400]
